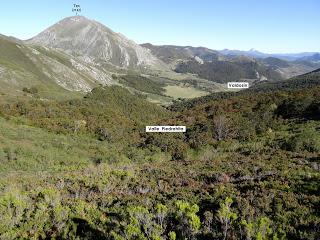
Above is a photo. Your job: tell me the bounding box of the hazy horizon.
[1,0,319,54]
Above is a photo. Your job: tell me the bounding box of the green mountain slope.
[0,36,65,98]
[0,35,116,100]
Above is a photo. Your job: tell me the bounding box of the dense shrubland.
[0,82,319,239]
[0,85,169,143]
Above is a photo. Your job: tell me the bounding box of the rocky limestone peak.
[27,16,160,69]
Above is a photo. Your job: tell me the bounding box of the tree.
[122,206,163,240]
[213,115,233,141]
[216,197,238,240]
[241,217,273,240]
[155,204,168,229]
[174,200,201,239]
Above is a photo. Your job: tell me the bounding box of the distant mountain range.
[142,44,320,82]
[218,48,320,61]
[1,16,320,101]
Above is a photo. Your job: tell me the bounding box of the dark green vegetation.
[175,59,283,83]
[0,72,319,239]
[250,67,320,92]
[116,74,166,95]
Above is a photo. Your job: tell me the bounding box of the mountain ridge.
[219,48,320,61]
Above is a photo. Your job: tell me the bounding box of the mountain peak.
[57,15,101,26]
[27,16,160,69]
[64,15,88,21]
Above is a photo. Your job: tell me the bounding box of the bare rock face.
[28,16,159,69]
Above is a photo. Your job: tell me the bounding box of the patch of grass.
[164,85,208,99]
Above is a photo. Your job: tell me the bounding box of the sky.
[0,0,319,53]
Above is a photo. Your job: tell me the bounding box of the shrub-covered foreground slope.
[0,81,319,239]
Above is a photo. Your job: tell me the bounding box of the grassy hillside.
[0,37,80,100]
[0,39,97,98]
